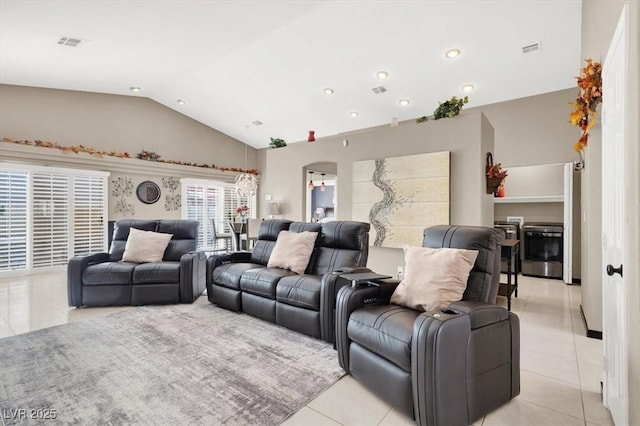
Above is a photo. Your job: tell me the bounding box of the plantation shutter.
[32,173,69,268]
[73,175,106,255]
[223,186,256,221]
[206,186,222,250]
[223,186,238,223]
[182,180,255,251]
[185,183,206,249]
[0,170,28,271]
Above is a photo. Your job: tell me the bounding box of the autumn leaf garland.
[569,59,602,152]
[1,137,258,175]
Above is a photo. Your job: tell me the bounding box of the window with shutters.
[0,164,108,274]
[0,170,28,271]
[182,179,256,250]
[73,175,106,256]
[32,173,70,268]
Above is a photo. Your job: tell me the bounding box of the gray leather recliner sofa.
[206,219,370,343]
[335,225,520,426]
[68,219,206,307]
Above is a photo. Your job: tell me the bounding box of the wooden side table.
[498,239,520,311]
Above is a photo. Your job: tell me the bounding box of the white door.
[602,5,628,425]
[563,162,573,283]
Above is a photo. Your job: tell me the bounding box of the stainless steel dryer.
[521,222,563,279]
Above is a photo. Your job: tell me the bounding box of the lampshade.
[307,171,314,190]
[267,202,280,216]
[320,173,326,191]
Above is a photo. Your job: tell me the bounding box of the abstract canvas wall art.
[352,151,450,248]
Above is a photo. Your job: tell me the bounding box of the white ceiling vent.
[522,42,540,54]
[57,37,83,47]
[251,120,263,126]
[371,86,388,94]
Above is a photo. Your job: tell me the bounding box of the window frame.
[181,178,256,251]
[0,162,109,276]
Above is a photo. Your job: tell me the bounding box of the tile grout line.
[568,284,593,426]
[304,405,346,425]
[375,406,395,426]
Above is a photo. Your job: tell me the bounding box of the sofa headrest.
[257,219,292,240]
[157,220,199,240]
[320,221,370,250]
[290,222,322,244]
[109,219,198,261]
[112,220,157,242]
[423,225,502,303]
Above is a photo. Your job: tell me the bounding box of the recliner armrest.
[447,301,509,329]
[319,267,371,343]
[335,284,392,371]
[371,278,401,301]
[179,251,207,302]
[67,252,110,307]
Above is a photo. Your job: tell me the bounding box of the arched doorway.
[303,162,337,223]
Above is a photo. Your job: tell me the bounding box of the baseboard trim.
[580,305,603,340]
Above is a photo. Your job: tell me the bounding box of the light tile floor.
[0,272,613,426]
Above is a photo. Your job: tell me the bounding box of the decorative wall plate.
[136,180,161,204]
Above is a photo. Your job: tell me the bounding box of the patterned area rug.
[0,301,344,425]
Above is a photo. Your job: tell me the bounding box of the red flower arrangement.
[486,163,508,181]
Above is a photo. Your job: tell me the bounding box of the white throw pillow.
[390,246,479,312]
[267,230,318,275]
[121,227,173,263]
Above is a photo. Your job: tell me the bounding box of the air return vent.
[522,42,540,54]
[371,86,387,94]
[57,37,83,47]
[252,120,263,126]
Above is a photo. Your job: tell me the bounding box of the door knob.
[606,264,623,277]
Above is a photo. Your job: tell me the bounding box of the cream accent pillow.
[391,246,479,312]
[121,227,173,263]
[267,230,318,275]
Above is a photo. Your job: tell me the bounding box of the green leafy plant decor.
[269,137,287,148]
[416,96,469,123]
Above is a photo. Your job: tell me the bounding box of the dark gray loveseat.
[206,219,370,343]
[68,219,206,307]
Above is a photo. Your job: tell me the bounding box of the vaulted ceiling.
[0,1,582,148]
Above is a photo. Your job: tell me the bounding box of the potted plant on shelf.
[416,96,469,123]
[269,137,287,148]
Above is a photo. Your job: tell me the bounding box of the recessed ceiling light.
[349,111,359,118]
[376,71,389,79]
[177,99,186,105]
[445,48,461,59]
[129,86,141,92]
[399,99,410,106]
[323,88,334,95]
[462,84,475,92]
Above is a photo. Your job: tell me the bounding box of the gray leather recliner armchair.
[335,225,520,426]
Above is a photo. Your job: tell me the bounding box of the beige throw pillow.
[121,227,173,263]
[267,230,318,275]
[391,246,479,312]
